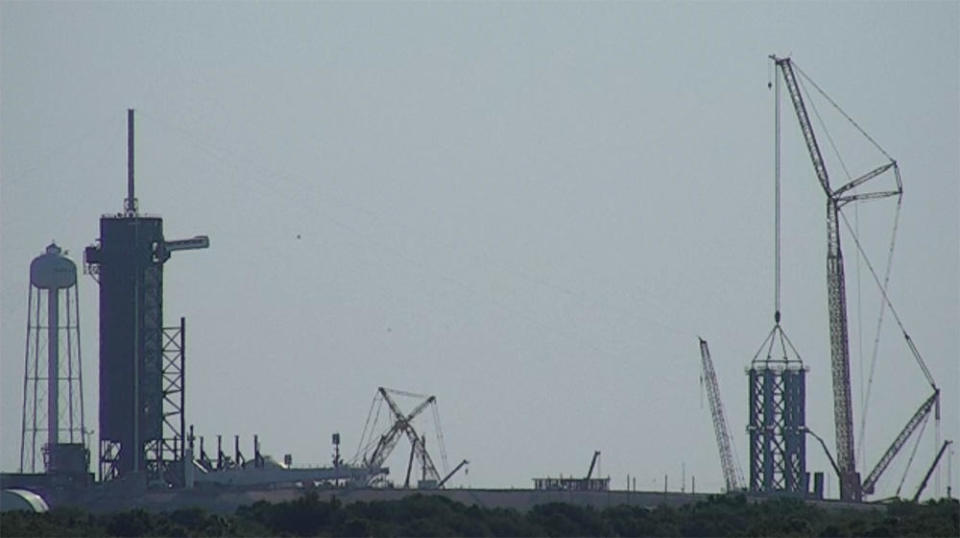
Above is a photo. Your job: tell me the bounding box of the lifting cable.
[431,403,450,475]
[838,206,935,389]
[796,65,895,161]
[774,65,781,321]
[855,201,866,465]
[355,393,385,463]
[794,63,924,463]
[857,193,903,458]
[354,393,379,462]
[797,75,854,182]
[797,72,866,463]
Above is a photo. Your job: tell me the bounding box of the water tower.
[20,243,89,475]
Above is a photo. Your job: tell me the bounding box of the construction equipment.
[746,327,807,495]
[586,450,601,481]
[861,390,940,495]
[532,451,610,491]
[771,56,906,501]
[437,459,469,488]
[698,339,744,492]
[738,70,809,497]
[403,438,419,488]
[362,388,440,484]
[913,440,952,502]
[355,387,461,488]
[806,428,841,480]
[362,394,431,475]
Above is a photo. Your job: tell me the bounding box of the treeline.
[2,492,958,537]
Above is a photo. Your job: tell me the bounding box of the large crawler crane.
[771,56,938,501]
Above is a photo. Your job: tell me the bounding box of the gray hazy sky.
[2,2,957,498]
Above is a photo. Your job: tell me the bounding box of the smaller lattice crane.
[586,451,601,481]
[912,440,952,502]
[698,338,745,492]
[355,387,461,488]
[438,459,469,488]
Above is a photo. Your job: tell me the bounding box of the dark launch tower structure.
[85,110,208,484]
[747,329,807,495]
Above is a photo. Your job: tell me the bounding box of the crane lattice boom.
[586,451,601,480]
[438,459,469,488]
[699,338,743,492]
[861,390,939,495]
[361,388,443,486]
[378,388,442,483]
[913,440,952,502]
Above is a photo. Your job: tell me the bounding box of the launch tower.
[84,110,208,484]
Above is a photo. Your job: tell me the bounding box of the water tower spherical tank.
[30,243,77,289]
[21,241,85,473]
